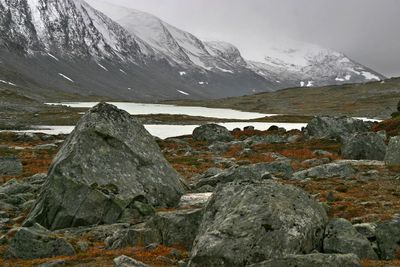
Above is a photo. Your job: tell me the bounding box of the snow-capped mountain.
[0,0,275,100]
[0,0,386,101]
[91,2,249,74]
[88,1,385,90]
[0,0,146,60]
[245,41,384,88]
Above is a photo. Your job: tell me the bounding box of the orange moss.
[362,260,400,267]
[372,117,400,137]
[0,243,187,267]
[280,148,315,161]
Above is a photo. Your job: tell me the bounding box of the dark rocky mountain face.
[0,0,386,101]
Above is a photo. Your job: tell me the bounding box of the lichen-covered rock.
[178,193,213,208]
[191,162,293,190]
[148,208,204,249]
[376,217,400,260]
[385,136,400,165]
[193,124,233,143]
[341,132,386,160]
[323,218,378,259]
[243,135,287,145]
[247,253,361,267]
[305,116,370,140]
[24,103,186,230]
[292,162,355,180]
[353,223,377,241]
[0,157,22,177]
[105,224,160,249]
[6,224,75,259]
[188,180,328,267]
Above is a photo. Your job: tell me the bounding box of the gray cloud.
[87,0,400,77]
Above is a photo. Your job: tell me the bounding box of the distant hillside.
[165,78,400,119]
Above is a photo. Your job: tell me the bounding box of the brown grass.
[362,260,400,267]
[285,175,400,223]
[372,117,400,137]
[0,243,187,267]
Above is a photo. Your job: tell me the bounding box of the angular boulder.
[385,136,400,165]
[24,103,186,230]
[247,253,361,267]
[376,217,400,260]
[193,124,233,142]
[323,218,378,259]
[341,132,386,160]
[305,116,370,140]
[188,180,328,266]
[6,224,75,259]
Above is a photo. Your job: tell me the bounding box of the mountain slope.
[0,0,277,100]
[0,0,386,101]
[88,1,385,90]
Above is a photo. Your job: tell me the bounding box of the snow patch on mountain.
[177,90,190,95]
[58,73,74,83]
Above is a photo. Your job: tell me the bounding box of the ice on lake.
[47,102,274,120]
[15,122,307,139]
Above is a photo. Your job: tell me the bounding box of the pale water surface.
[48,102,274,120]
[16,122,307,139]
[10,103,380,139]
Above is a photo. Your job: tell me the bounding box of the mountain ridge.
[0,0,386,101]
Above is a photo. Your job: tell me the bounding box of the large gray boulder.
[323,218,378,259]
[24,103,186,230]
[292,162,355,180]
[341,132,387,160]
[376,217,400,260]
[247,253,361,267]
[188,180,328,267]
[6,224,75,259]
[193,124,234,143]
[305,116,370,140]
[0,157,23,177]
[385,136,400,165]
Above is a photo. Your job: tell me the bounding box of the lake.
[17,122,307,139]
[13,102,379,139]
[47,102,274,120]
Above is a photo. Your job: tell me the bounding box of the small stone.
[113,255,149,267]
[0,157,23,177]
[39,260,66,267]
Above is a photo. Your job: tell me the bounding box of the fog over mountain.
[87,0,400,78]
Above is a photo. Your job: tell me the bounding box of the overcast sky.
[88,0,400,77]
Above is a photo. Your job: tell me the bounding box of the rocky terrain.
[1,102,400,266]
